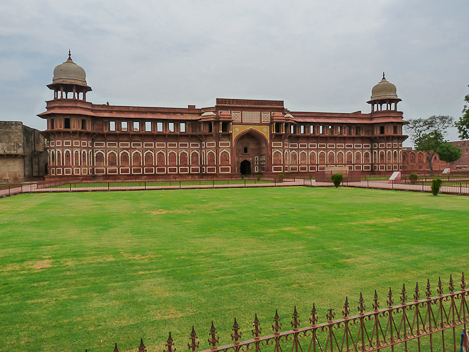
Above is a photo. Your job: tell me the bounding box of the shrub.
[409,174,418,184]
[331,173,343,188]
[240,174,245,180]
[278,174,284,182]
[431,178,443,196]
[256,174,262,182]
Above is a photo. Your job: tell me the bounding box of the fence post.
[367,179,369,188]
[422,182,424,192]
[69,183,72,192]
[460,183,462,195]
[180,181,182,189]
[244,179,246,187]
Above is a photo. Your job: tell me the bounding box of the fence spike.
[231,318,242,343]
[272,309,282,334]
[426,279,432,298]
[342,297,350,318]
[327,308,335,322]
[138,338,146,352]
[310,304,318,325]
[358,292,365,314]
[188,326,199,351]
[373,290,379,311]
[291,306,300,330]
[165,332,176,352]
[400,284,407,304]
[208,322,219,350]
[449,274,455,293]
[252,313,262,338]
[387,287,394,307]
[462,272,466,290]
[414,282,420,301]
[113,343,119,352]
[438,277,443,295]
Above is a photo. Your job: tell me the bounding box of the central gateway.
[235,131,267,174]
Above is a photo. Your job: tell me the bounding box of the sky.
[1,0,468,146]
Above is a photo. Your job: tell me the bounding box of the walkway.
[1,179,468,197]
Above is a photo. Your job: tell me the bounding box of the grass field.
[1,187,468,352]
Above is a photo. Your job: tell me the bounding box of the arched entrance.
[240,160,251,175]
[235,130,267,174]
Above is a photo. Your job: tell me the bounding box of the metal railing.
[108,275,468,352]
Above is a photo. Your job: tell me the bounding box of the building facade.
[39,54,408,180]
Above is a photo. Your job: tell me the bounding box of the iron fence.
[106,275,468,352]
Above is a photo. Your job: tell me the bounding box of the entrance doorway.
[240,160,251,175]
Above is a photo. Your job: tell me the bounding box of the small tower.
[367,73,401,112]
[46,51,92,101]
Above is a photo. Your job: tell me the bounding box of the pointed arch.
[108,151,117,166]
[355,151,362,164]
[190,151,199,165]
[337,151,344,164]
[273,150,283,165]
[327,151,335,164]
[180,151,189,166]
[120,150,130,166]
[309,151,317,164]
[168,151,177,166]
[299,151,307,164]
[95,151,105,166]
[144,151,154,166]
[207,150,216,165]
[219,150,230,166]
[156,151,166,165]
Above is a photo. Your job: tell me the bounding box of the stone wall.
[0,121,47,182]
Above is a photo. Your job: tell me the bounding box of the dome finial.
[382,72,385,80]
[68,49,71,60]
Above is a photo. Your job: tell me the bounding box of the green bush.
[409,174,418,184]
[240,174,245,179]
[256,174,262,181]
[278,174,284,182]
[431,178,443,196]
[331,173,343,188]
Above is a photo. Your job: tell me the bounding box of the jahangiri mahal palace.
[39,53,408,180]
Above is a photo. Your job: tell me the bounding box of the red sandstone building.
[39,54,408,180]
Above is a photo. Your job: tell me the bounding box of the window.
[320,125,323,134]
[337,126,341,134]
[300,125,305,134]
[356,126,360,135]
[64,118,70,129]
[221,122,228,132]
[310,125,314,134]
[145,121,151,132]
[110,121,116,131]
[50,119,54,130]
[244,147,248,153]
[133,122,139,131]
[157,122,163,132]
[275,123,282,133]
[208,123,212,133]
[180,122,186,133]
[393,125,398,134]
[290,125,295,134]
[122,121,128,131]
[380,126,385,134]
[168,122,174,132]
[82,119,86,130]
[329,125,333,134]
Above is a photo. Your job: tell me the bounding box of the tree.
[405,115,455,174]
[455,86,469,139]
[436,142,462,163]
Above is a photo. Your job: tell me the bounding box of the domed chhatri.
[52,51,87,86]
[47,51,91,101]
[370,73,398,100]
[367,73,401,112]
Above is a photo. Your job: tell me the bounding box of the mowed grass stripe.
[0,187,468,352]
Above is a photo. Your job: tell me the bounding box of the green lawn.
[49,179,273,189]
[0,187,468,352]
